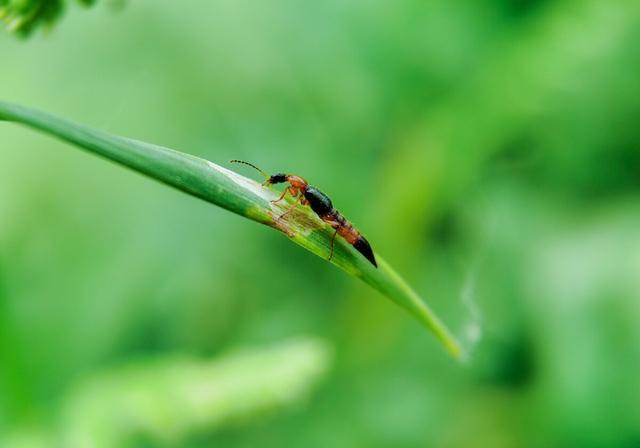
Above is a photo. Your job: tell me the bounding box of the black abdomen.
[304,186,333,217]
[353,236,377,267]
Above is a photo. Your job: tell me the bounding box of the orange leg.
[272,186,299,204]
[271,187,290,204]
[328,228,339,261]
[278,193,302,220]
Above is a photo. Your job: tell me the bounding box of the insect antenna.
[230,160,269,179]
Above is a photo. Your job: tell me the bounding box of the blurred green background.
[1,0,640,447]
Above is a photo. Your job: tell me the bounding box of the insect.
[231,160,378,268]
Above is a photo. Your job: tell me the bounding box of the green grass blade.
[0,101,462,359]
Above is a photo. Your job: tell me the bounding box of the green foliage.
[60,338,330,447]
[2,339,330,447]
[0,0,95,36]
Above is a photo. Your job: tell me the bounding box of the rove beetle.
[231,160,378,268]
